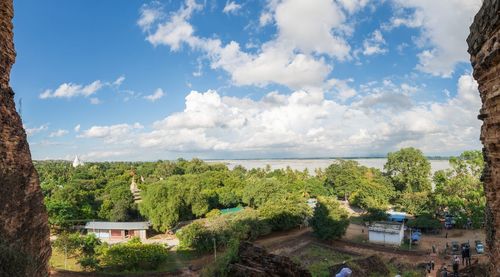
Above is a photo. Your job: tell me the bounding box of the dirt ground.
[254,224,489,276]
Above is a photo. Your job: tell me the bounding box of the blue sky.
[11,0,483,161]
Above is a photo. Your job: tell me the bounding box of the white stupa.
[72,155,84,167]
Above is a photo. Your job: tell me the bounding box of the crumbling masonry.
[0,0,51,276]
[467,0,500,275]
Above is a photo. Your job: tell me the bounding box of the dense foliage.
[310,196,350,240]
[99,239,169,271]
[38,149,486,236]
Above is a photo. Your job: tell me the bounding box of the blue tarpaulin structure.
[336,267,352,277]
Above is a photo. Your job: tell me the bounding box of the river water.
[206,158,450,174]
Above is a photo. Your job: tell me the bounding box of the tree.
[384,147,431,193]
[310,196,349,240]
[349,168,394,211]
[324,160,364,200]
[432,150,485,228]
[258,195,312,231]
[241,178,287,208]
[98,181,136,222]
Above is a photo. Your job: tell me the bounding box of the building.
[368,221,404,246]
[72,155,84,167]
[85,221,149,240]
[387,211,407,223]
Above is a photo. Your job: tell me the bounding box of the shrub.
[407,214,441,231]
[310,196,349,240]
[206,209,222,218]
[177,222,214,253]
[100,241,168,271]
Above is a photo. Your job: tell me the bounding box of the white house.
[85,221,149,241]
[368,221,404,246]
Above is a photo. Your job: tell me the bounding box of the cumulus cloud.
[337,0,370,14]
[49,129,69,138]
[140,0,357,89]
[387,0,482,77]
[25,124,49,136]
[223,1,242,14]
[144,88,165,102]
[79,123,143,143]
[362,30,387,56]
[137,1,164,31]
[40,76,125,100]
[74,74,479,157]
[40,80,103,99]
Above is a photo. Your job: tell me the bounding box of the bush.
[206,209,222,218]
[177,208,272,254]
[407,215,441,231]
[177,222,214,253]
[100,240,168,271]
[310,196,349,240]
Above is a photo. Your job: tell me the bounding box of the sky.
[11,0,484,161]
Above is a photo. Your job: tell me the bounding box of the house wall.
[88,229,147,240]
[369,231,402,245]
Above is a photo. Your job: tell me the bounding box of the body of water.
[207,158,450,174]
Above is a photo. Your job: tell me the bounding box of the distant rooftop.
[85,221,149,230]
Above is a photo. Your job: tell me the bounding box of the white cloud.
[90,97,101,105]
[114,74,479,156]
[223,1,242,14]
[137,1,164,31]
[336,0,370,14]
[79,123,143,143]
[40,81,103,99]
[25,124,49,136]
[74,124,81,132]
[40,79,108,99]
[113,76,125,86]
[140,0,355,89]
[49,129,69,138]
[388,0,482,77]
[144,88,165,102]
[82,150,132,161]
[362,29,387,56]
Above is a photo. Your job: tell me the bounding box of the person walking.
[441,266,449,277]
[453,256,460,277]
[431,260,435,271]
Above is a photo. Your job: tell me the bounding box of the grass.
[291,244,353,277]
[50,248,81,271]
[50,245,202,275]
[349,215,365,225]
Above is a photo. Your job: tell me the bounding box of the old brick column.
[467,0,500,275]
[0,0,51,276]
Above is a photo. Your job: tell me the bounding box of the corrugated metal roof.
[85,221,149,230]
[368,221,404,234]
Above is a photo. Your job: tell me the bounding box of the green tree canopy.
[310,196,349,240]
[384,147,431,192]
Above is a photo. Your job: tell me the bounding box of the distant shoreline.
[204,156,452,161]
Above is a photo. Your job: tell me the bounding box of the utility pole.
[213,237,217,261]
[64,245,67,270]
[409,228,412,251]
